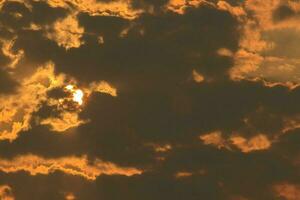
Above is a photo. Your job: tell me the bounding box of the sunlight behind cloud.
[65,85,84,105]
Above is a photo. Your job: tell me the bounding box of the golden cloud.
[199,131,227,149]
[88,81,117,97]
[192,69,205,83]
[281,115,300,134]
[229,134,271,153]
[166,0,245,16]
[217,48,234,57]
[146,143,172,153]
[175,171,193,178]
[0,62,65,141]
[42,81,117,132]
[0,154,142,181]
[0,185,14,200]
[230,0,300,88]
[200,131,272,153]
[46,14,85,50]
[217,1,246,18]
[175,169,206,179]
[65,193,76,200]
[0,59,118,138]
[42,0,141,19]
[166,0,213,14]
[273,183,300,200]
[40,112,86,132]
[0,38,24,69]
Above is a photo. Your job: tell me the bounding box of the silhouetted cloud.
[1,0,300,199]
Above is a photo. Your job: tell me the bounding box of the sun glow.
[65,84,84,105]
[73,89,84,105]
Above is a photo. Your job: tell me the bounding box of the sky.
[0,0,300,199]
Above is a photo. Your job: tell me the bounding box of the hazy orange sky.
[1,0,300,199]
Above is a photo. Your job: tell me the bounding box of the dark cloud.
[0,171,90,200]
[30,1,68,25]
[1,1,300,199]
[130,0,170,11]
[273,4,297,22]
[78,13,129,39]
[0,68,18,94]
[0,51,11,68]
[1,80,299,165]
[1,133,300,200]
[12,4,239,89]
[0,1,68,29]
[95,0,170,10]
[0,1,31,31]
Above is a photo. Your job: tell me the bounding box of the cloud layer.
[1,0,300,199]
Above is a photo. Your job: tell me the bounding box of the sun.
[65,84,84,105]
[73,89,84,105]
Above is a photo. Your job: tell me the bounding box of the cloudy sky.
[1,0,300,199]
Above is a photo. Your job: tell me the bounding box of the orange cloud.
[273,183,300,200]
[200,131,272,153]
[65,193,76,200]
[0,59,119,138]
[0,154,143,181]
[230,134,271,153]
[0,185,14,200]
[192,70,205,83]
[282,115,300,134]
[42,81,117,132]
[166,0,213,14]
[40,112,87,132]
[43,0,141,20]
[46,15,84,50]
[0,62,65,141]
[175,169,206,179]
[217,48,234,57]
[146,143,172,153]
[88,81,117,97]
[217,1,246,18]
[230,0,300,88]
[199,131,227,149]
[0,38,24,69]
[175,171,193,178]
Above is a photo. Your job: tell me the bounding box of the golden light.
[65,84,84,105]
[73,89,84,105]
[65,84,74,90]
